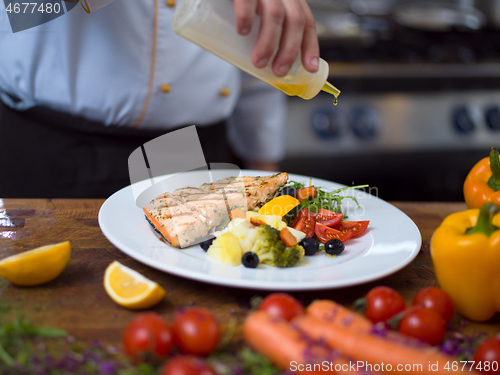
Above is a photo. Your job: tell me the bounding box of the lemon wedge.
[104,261,166,310]
[0,241,71,286]
[258,195,300,217]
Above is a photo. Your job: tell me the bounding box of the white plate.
[98,171,421,290]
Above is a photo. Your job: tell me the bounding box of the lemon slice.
[0,241,71,286]
[258,195,300,217]
[104,261,166,310]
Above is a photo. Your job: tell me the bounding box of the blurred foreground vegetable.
[431,203,500,322]
[245,298,481,375]
[464,147,500,208]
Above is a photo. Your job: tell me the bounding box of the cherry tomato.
[398,306,446,346]
[161,355,218,375]
[258,293,304,321]
[314,222,353,244]
[473,337,500,374]
[334,220,369,238]
[412,287,454,323]
[122,312,173,361]
[313,209,343,227]
[290,208,316,238]
[173,307,221,356]
[363,286,405,323]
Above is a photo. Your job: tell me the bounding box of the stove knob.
[311,107,341,139]
[452,105,477,134]
[348,107,379,140]
[485,106,500,131]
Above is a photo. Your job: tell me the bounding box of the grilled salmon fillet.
[143,172,288,248]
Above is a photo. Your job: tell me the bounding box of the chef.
[0,0,320,198]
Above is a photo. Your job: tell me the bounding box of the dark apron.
[0,101,240,198]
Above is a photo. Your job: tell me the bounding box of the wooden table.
[0,199,499,348]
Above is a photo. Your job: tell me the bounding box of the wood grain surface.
[0,199,498,347]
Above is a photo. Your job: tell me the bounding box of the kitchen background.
[281,0,500,201]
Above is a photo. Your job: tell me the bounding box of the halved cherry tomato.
[314,209,343,227]
[334,220,369,238]
[290,208,316,238]
[314,222,353,243]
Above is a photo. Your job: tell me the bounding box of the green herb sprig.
[280,180,369,224]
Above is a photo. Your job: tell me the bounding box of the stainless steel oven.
[282,0,500,201]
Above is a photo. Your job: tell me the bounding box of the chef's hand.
[233,0,319,77]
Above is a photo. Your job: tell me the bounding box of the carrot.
[280,228,298,247]
[296,186,317,202]
[244,311,369,375]
[229,208,246,220]
[293,315,481,375]
[306,299,373,332]
[249,217,266,226]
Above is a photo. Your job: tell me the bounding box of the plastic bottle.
[172,0,340,102]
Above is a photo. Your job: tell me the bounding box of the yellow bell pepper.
[464,147,500,208]
[430,203,500,322]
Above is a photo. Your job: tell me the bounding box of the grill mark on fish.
[144,172,288,247]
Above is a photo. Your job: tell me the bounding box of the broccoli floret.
[250,225,304,267]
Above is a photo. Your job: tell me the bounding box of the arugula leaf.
[280,181,369,224]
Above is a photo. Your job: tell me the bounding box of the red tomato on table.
[173,307,221,356]
[161,355,218,375]
[397,306,446,346]
[412,287,454,323]
[473,338,500,374]
[363,286,405,323]
[122,312,173,361]
[258,293,304,321]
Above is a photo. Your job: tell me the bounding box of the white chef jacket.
[0,0,286,162]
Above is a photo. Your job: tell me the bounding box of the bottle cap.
[298,58,329,100]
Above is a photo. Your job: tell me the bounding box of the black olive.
[278,186,296,198]
[325,239,344,256]
[200,237,215,251]
[242,252,259,268]
[300,237,319,256]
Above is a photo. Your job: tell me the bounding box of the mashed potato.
[212,212,305,257]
